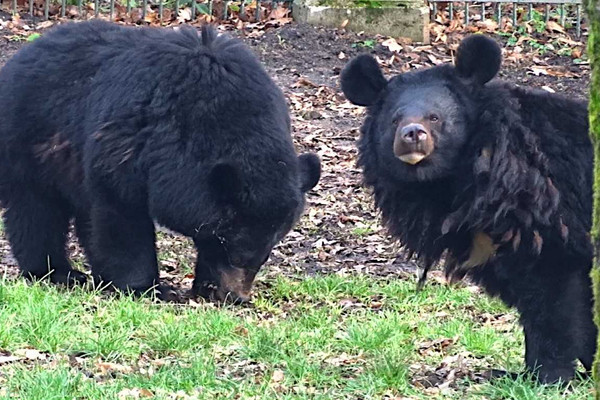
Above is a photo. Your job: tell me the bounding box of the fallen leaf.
[427,54,441,65]
[271,369,285,383]
[418,336,458,356]
[97,361,134,375]
[541,86,555,93]
[527,66,549,76]
[118,388,141,399]
[476,19,498,31]
[36,21,54,30]
[0,355,21,365]
[323,352,366,366]
[267,5,289,20]
[382,38,402,53]
[546,20,565,33]
[14,348,45,360]
[177,7,191,23]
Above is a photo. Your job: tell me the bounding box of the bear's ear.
[455,34,501,85]
[209,163,244,202]
[298,153,321,192]
[341,54,388,106]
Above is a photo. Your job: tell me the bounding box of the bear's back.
[0,21,294,205]
[473,80,592,259]
[0,21,288,149]
[512,83,592,253]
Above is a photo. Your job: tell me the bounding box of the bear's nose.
[400,123,428,143]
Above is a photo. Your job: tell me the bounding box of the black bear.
[0,20,321,303]
[341,34,595,384]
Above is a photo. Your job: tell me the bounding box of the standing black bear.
[341,34,595,383]
[0,20,321,303]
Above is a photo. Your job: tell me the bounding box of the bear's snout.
[214,266,258,304]
[400,123,428,144]
[393,121,435,165]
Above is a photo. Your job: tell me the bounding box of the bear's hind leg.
[3,190,86,285]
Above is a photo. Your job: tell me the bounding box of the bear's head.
[341,34,502,182]
[194,152,321,303]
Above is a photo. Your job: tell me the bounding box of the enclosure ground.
[0,16,594,399]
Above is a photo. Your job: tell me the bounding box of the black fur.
[341,35,595,383]
[340,54,387,106]
[0,20,321,302]
[455,34,502,85]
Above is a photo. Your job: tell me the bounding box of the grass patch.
[0,274,592,399]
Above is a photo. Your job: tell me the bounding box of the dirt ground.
[0,14,592,297]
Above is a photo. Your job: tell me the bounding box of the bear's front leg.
[88,200,177,301]
[516,269,593,384]
[191,255,222,302]
[521,323,576,384]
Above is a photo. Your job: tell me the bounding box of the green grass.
[0,274,593,399]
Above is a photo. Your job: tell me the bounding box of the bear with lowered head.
[341,34,595,384]
[0,20,321,304]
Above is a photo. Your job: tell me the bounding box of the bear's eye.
[429,114,439,123]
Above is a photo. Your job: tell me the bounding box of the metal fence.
[428,0,583,36]
[0,0,290,22]
[1,0,584,37]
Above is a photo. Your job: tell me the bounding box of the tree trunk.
[587,0,600,397]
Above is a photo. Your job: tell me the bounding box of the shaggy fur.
[341,34,595,383]
[0,20,321,302]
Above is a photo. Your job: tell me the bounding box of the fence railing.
[0,0,291,22]
[1,0,584,37]
[428,0,583,36]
